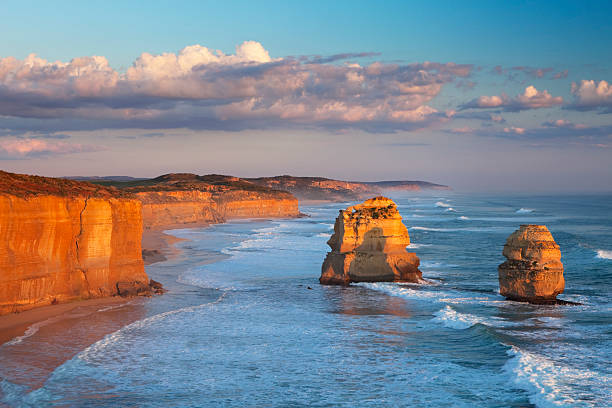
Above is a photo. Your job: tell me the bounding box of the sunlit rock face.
[320,197,421,285]
[127,174,300,230]
[0,193,150,315]
[498,224,565,303]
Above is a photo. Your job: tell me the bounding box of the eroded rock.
[320,197,421,285]
[498,224,565,303]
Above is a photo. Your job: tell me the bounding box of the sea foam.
[503,346,600,408]
[432,305,484,329]
[516,208,534,214]
[435,201,452,208]
[595,249,612,260]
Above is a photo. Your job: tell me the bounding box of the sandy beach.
[0,228,186,348]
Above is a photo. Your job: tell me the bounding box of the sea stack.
[320,196,421,285]
[498,225,565,304]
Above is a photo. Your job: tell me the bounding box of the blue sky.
[0,1,610,191]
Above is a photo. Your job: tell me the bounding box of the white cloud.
[570,80,612,111]
[462,86,563,111]
[0,42,473,132]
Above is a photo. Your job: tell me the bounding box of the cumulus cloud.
[569,80,612,112]
[503,126,526,135]
[0,138,103,159]
[461,85,563,111]
[0,42,473,133]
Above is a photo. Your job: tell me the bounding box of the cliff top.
[246,176,449,201]
[344,196,400,219]
[85,173,293,197]
[0,170,130,198]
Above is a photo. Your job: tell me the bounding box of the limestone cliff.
[320,197,421,285]
[0,171,152,315]
[498,225,565,303]
[114,173,299,230]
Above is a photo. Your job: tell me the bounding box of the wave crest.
[432,305,483,329]
[595,249,612,260]
[503,346,600,408]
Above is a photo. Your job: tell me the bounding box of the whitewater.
[1,193,610,407]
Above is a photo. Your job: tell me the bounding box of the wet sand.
[0,228,185,347]
[0,228,189,393]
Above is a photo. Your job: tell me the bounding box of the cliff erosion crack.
[75,196,89,280]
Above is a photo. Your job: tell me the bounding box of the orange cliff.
[0,171,154,315]
[320,197,422,285]
[115,174,299,230]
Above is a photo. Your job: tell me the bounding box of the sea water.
[1,193,611,407]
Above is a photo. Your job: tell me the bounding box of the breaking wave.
[516,208,534,214]
[595,249,612,260]
[435,201,452,208]
[503,346,601,408]
[432,305,484,329]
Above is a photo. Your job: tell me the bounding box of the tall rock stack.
[498,224,565,304]
[320,196,421,285]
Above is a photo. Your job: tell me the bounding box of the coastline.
[0,296,131,346]
[142,227,191,265]
[0,227,189,347]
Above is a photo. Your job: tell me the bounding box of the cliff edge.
[247,176,449,202]
[0,171,154,315]
[107,173,300,229]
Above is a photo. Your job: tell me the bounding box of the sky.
[0,0,611,192]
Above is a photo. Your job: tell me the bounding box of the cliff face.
[0,175,150,315]
[122,174,299,230]
[498,225,565,303]
[320,197,421,285]
[136,190,222,229]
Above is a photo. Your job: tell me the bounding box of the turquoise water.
[1,193,611,407]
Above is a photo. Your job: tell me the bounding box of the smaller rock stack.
[498,225,565,304]
[320,196,421,285]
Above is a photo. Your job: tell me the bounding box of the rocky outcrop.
[0,171,155,315]
[320,197,421,285]
[498,225,565,304]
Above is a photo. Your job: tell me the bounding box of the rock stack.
[320,197,421,285]
[498,224,565,304]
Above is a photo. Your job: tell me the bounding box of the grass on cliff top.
[83,173,291,195]
[0,171,132,198]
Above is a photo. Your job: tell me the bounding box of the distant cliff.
[246,176,449,202]
[0,171,151,315]
[98,173,300,229]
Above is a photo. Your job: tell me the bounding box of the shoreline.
[0,227,189,347]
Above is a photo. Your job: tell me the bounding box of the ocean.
[1,193,611,407]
